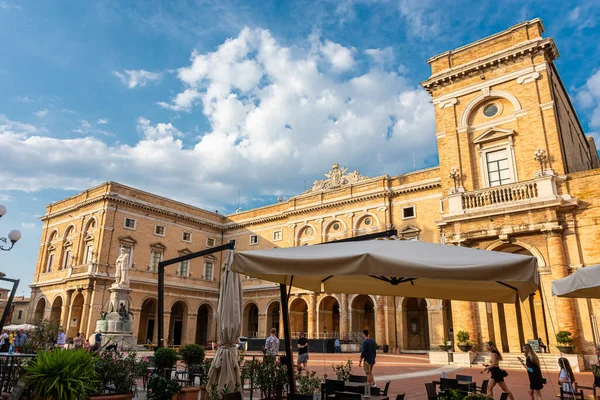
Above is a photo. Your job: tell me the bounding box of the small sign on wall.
[70,318,78,328]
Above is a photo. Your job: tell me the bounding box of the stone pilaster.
[79,286,93,337]
[308,293,316,338]
[339,293,349,340]
[543,226,580,348]
[375,296,386,346]
[61,289,74,330]
[451,301,479,348]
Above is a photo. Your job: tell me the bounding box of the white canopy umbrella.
[207,250,243,392]
[232,239,539,303]
[3,324,36,331]
[552,264,600,298]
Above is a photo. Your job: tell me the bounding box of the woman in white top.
[558,357,576,394]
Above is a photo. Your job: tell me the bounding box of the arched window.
[46,230,58,272]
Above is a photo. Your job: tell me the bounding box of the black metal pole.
[279,283,295,394]
[0,277,19,332]
[157,241,235,348]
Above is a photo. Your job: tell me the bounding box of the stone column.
[61,289,75,330]
[340,293,349,340]
[187,313,198,346]
[376,296,386,346]
[308,293,317,338]
[427,302,445,348]
[543,227,580,348]
[451,301,479,348]
[80,286,94,337]
[258,312,267,338]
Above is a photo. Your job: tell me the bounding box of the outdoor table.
[433,380,477,391]
[345,381,368,394]
[335,391,389,400]
[345,382,368,388]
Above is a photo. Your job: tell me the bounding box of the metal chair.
[500,393,510,400]
[425,382,439,400]
[324,380,346,399]
[440,378,460,391]
[456,374,473,382]
[349,374,368,383]
[382,381,391,396]
[223,391,243,400]
[335,392,362,400]
[395,395,405,400]
[479,379,489,394]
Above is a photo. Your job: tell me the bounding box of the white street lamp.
[0,204,22,251]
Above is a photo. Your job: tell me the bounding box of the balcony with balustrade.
[443,174,568,221]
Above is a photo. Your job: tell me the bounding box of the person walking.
[73,332,83,348]
[93,330,103,351]
[14,330,27,352]
[264,328,279,356]
[296,331,309,373]
[558,357,577,395]
[334,337,341,353]
[358,329,376,387]
[57,329,67,348]
[0,330,9,353]
[482,341,515,400]
[591,346,600,389]
[519,344,544,399]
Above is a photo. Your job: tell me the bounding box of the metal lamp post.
[533,148,547,176]
[448,167,460,192]
[0,204,22,332]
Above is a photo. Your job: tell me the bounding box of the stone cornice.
[421,38,558,94]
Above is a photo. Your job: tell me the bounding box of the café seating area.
[321,376,396,400]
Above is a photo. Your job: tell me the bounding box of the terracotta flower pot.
[89,394,134,400]
[177,386,201,400]
[200,386,208,400]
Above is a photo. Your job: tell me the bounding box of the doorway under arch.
[33,298,46,322]
[196,304,213,346]
[68,293,84,337]
[403,298,430,350]
[319,296,340,338]
[351,295,375,340]
[289,298,308,336]
[169,301,188,346]
[138,298,157,344]
[266,302,281,336]
[49,296,63,324]
[243,303,259,338]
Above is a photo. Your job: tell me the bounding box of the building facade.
[28,19,600,357]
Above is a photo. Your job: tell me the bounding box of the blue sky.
[1,0,600,293]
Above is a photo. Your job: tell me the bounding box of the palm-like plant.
[25,349,99,400]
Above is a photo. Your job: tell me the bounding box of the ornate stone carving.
[304,163,370,193]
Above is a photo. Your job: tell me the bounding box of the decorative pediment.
[303,163,371,194]
[473,128,515,145]
[150,242,167,251]
[178,248,192,255]
[83,234,94,242]
[47,244,56,251]
[399,226,420,236]
[118,235,137,246]
[63,240,73,248]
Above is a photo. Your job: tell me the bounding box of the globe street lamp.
[0,204,22,251]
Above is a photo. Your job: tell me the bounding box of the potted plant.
[331,359,353,381]
[457,331,473,352]
[177,344,205,399]
[90,350,139,399]
[25,348,99,400]
[295,370,321,400]
[147,374,181,400]
[255,355,288,399]
[556,330,574,353]
[154,347,179,377]
[199,358,214,400]
[439,338,451,352]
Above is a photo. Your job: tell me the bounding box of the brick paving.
[135,352,599,400]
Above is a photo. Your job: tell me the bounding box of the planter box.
[89,395,134,400]
[452,351,478,367]
[178,387,201,400]
[557,345,574,354]
[458,344,473,352]
[429,351,451,365]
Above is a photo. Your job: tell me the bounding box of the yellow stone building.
[28,19,600,365]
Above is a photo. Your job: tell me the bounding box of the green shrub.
[25,349,99,400]
[154,347,179,374]
[92,350,139,396]
[147,374,181,400]
[180,343,205,368]
[556,330,573,345]
[20,319,61,353]
[457,330,470,344]
[295,370,321,395]
[332,359,353,381]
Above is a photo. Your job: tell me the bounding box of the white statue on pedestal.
[114,248,130,285]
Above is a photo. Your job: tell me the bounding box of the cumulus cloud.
[398,0,441,38]
[97,118,108,124]
[35,109,48,118]
[364,47,395,68]
[576,69,600,129]
[113,69,162,88]
[0,28,436,210]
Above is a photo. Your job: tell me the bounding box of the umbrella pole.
[279,283,295,393]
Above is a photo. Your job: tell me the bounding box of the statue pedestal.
[94,283,139,350]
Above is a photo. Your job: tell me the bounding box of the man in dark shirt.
[359,329,376,386]
[296,331,309,373]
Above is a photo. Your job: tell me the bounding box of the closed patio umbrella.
[207,250,243,391]
[552,264,600,298]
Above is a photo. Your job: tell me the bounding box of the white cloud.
[97,118,108,124]
[72,119,113,137]
[113,69,162,88]
[0,28,436,210]
[320,40,355,71]
[364,47,395,67]
[568,7,580,22]
[397,0,440,38]
[0,194,12,202]
[35,109,49,118]
[21,222,37,229]
[576,69,600,129]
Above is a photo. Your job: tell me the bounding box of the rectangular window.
[154,225,165,236]
[149,251,162,272]
[486,149,511,187]
[204,260,214,281]
[84,244,94,264]
[182,232,192,242]
[250,234,258,245]
[124,218,136,230]
[273,231,282,241]
[17,310,22,320]
[62,249,71,269]
[178,259,189,277]
[47,254,55,272]
[206,238,215,247]
[402,206,416,219]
